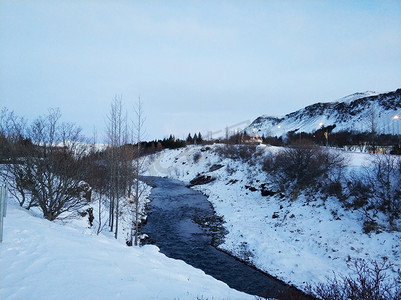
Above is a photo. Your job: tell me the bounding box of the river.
[141,176,312,299]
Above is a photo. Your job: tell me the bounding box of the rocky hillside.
[245,89,401,138]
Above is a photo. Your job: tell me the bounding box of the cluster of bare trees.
[1,97,147,245]
[103,96,146,245]
[1,108,90,221]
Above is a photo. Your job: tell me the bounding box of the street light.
[393,115,400,139]
[319,122,328,146]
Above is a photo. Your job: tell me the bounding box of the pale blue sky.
[1,0,400,140]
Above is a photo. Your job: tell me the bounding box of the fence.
[0,185,7,243]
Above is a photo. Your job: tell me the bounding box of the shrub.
[214,144,259,163]
[363,219,379,234]
[344,154,401,231]
[343,175,373,209]
[263,143,346,194]
[324,180,343,199]
[390,144,401,155]
[370,154,401,227]
[306,258,401,300]
[193,151,202,163]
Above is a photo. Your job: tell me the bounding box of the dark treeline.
[133,133,205,156]
[285,127,399,149]
[222,125,400,155]
[186,132,203,145]
[139,134,186,154]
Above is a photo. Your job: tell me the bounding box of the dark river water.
[141,176,312,299]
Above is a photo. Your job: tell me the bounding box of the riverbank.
[145,144,401,292]
[142,176,313,299]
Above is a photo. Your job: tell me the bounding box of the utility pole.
[0,185,7,243]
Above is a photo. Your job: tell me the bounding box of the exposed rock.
[245,185,257,192]
[209,164,224,172]
[187,175,216,187]
[260,183,276,197]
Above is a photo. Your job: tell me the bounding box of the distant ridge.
[245,89,401,137]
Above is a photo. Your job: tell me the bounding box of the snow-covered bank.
[0,201,253,300]
[145,145,401,292]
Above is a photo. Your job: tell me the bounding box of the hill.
[245,89,401,138]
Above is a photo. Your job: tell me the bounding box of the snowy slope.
[0,201,253,300]
[335,91,378,104]
[245,89,401,137]
[145,145,401,292]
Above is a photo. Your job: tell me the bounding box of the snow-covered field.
[1,143,399,299]
[145,144,401,292]
[0,194,253,299]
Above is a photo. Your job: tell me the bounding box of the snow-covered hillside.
[0,200,252,300]
[2,143,399,299]
[145,145,401,292]
[245,89,401,138]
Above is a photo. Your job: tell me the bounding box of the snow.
[2,143,399,299]
[145,145,401,292]
[245,89,401,138]
[332,91,378,104]
[0,199,253,299]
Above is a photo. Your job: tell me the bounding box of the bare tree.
[121,97,147,246]
[85,128,109,235]
[106,96,126,238]
[3,108,90,220]
[27,109,89,220]
[105,96,139,239]
[104,96,148,243]
[133,98,147,246]
[0,109,35,208]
